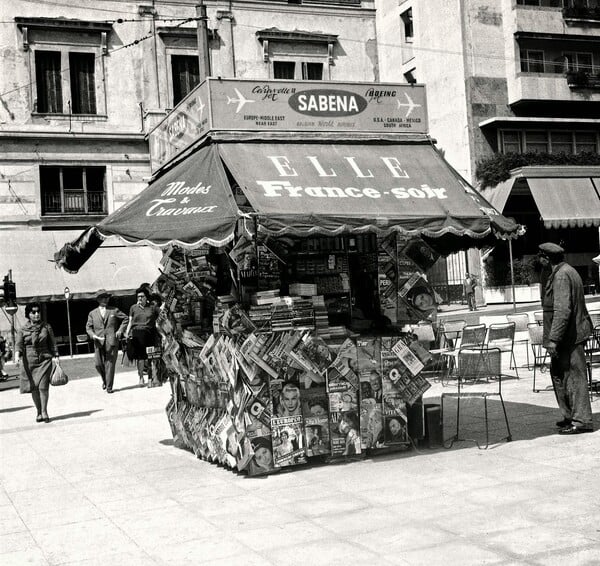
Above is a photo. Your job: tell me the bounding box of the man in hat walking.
[538,243,593,434]
[86,290,128,393]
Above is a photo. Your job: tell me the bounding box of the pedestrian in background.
[86,289,128,394]
[463,272,477,311]
[0,334,8,380]
[14,302,59,423]
[538,242,593,434]
[124,286,160,387]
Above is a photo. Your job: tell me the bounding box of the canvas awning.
[97,144,240,248]
[482,177,516,213]
[527,177,600,229]
[2,231,161,302]
[55,138,522,273]
[219,141,517,240]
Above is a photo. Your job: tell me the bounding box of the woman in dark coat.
[14,302,59,423]
[125,286,160,386]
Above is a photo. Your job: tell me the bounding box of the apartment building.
[377,0,600,293]
[0,0,378,341]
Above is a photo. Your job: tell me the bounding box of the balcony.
[563,3,600,24]
[566,69,600,87]
[42,191,106,216]
[508,71,600,105]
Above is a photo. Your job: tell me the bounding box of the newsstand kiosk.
[56,79,521,476]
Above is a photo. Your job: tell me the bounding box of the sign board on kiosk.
[149,79,429,172]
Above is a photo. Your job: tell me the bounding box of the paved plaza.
[1,304,599,565]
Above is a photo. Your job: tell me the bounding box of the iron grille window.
[171,55,200,106]
[35,50,97,114]
[40,166,106,215]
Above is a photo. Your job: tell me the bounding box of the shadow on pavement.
[50,409,103,422]
[0,405,32,414]
[113,384,145,393]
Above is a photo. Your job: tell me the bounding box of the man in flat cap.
[86,290,128,393]
[538,243,593,434]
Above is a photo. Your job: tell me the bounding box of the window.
[575,132,598,153]
[550,131,574,154]
[564,52,594,73]
[401,9,414,42]
[499,130,598,155]
[40,166,106,215]
[273,60,323,80]
[35,51,62,113]
[171,55,200,106]
[517,0,564,7]
[34,50,97,114]
[520,50,545,73]
[500,131,522,153]
[273,61,296,79]
[69,53,96,114]
[524,131,549,153]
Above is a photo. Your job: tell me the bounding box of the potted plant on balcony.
[566,69,589,87]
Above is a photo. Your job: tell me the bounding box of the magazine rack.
[441,346,512,450]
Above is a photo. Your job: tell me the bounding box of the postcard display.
[161,233,439,476]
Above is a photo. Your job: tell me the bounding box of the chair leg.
[483,396,489,450]
[499,393,512,442]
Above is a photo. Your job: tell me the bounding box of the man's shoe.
[107,388,113,394]
[555,418,571,428]
[558,425,593,435]
[102,383,107,390]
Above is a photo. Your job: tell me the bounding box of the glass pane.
[525,131,548,153]
[303,63,323,80]
[550,132,573,154]
[528,51,545,73]
[62,167,83,191]
[171,55,200,106]
[575,132,598,153]
[69,53,96,114]
[86,167,105,192]
[35,51,62,113]
[273,61,295,79]
[502,131,521,153]
[576,53,593,73]
[40,166,61,214]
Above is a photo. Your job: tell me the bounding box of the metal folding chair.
[440,323,487,384]
[584,325,600,400]
[528,323,550,393]
[441,346,512,449]
[533,311,544,325]
[506,313,530,369]
[486,322,518,379]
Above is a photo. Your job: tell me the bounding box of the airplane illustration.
[227,88,255,113]
[397,92,421,117]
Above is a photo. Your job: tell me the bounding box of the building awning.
[527,177,600,229]
[55,139,522,273]
[2,231,161,302]
[481,178,516,215]
[218,141,512,239]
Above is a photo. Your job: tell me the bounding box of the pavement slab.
[1,306,599,565]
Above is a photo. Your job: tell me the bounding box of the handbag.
[50,361,69,386]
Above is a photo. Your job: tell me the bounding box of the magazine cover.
[383,414,409,445]
[300,386,329,419]
[356,338,382,449]
[329,410,362,457]
[246,435,275,476]
[391,338,425,376]
[304,417,330,457]
[271,415,306,467]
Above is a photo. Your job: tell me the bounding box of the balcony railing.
[42,191,106,215]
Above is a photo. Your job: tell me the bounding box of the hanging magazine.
[271,415,306,468]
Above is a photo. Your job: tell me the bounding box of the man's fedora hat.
[95,289,112,299]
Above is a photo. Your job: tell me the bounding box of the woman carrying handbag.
[14,302,60,423]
